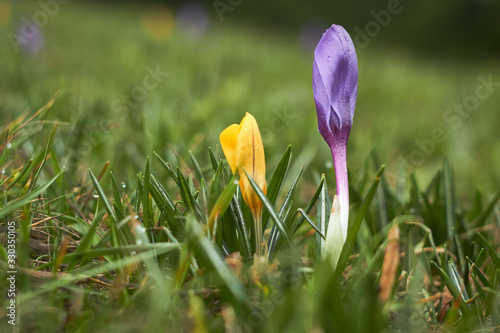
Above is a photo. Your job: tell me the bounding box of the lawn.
[1,1,499,332]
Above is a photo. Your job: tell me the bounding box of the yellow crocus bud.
[220,112,267,256]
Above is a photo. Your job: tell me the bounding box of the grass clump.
[1,99,499,332]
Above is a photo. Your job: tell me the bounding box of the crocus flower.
[220,112,267,257]
[177,1,209,39]
[17,21,44,55]
[312,25,358,266]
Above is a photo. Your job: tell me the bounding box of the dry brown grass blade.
[400,247,457,262]
[31,212,68,227]
[54,235,71,277]
[378,224,400,303]
[0,129,9,156]
[435,287,454,322]
[9,90,61,139]
[17,266,71,280]
[417,292,448,304]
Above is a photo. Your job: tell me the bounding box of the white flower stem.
[325,143,349,267]
[331,144,349,242]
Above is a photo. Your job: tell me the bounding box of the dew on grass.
[6,142,12,149]
[122,182,127,188]
[93,191,99,198]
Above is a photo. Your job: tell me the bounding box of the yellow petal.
[219,113,267,257]
[236,113,266,212]
[219,123,240,173]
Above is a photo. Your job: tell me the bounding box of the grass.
[1,1,499,332]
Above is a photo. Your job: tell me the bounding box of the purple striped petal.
[312,24,358,145]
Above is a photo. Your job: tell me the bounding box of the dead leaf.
[435,287,454,321]
[378,224,400,303]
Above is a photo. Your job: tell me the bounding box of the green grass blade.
[431,260,471,316]
[316,175,329,258]
[6,159,34,191]
[467,257,491,288]
[154,151,179,186]
[110,171,125,221]
[178,167,203,222]
[143,157,153,230]
[89,169,119,248]
[208,174,237,233]
[187,219,248,314]
[209,162,225,213]
[277,166,304,221]
[208,146,219,171]
[443,158,455,240]
[475,233,500,269]
[37,243,179,270]
[449,261,469,301]
[135,223,167,286]
[0,171,62,218]
[29,125,57,192]
[268,166,304,255]
[150,174,176,212]
[472,189,500,227]
[67,205,106,271]
[149,178,185,239]
[92,217,133,250]
[229,196,252,260]
[22,247,177,301]
[298,208,325,239]
[189,150,204,181]
[262,145,292,230]
[243,169,295,251]
[289,176,325,236]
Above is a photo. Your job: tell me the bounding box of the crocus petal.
[326,195,343,266]
[313,60,339,142]
[220,113,266,212]
[219,124,240,173]
[236,113,266,212]
[220,113,267,258]
[313,24,358,141]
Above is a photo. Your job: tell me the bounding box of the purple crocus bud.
[312,24,358,265]
[177,1,209,39]
[17,21,44,55]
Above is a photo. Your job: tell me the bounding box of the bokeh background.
[1,0,499,198]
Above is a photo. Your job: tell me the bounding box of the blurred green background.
[1,0,499,198]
